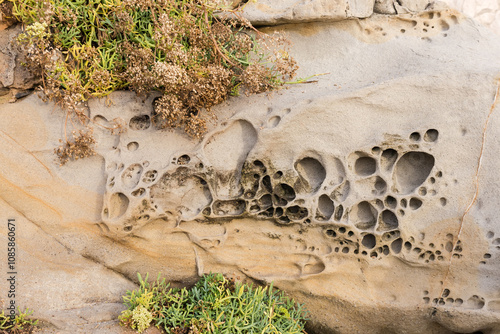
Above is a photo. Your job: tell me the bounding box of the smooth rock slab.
[1,8,500,334]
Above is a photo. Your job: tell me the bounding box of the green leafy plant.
[1,0,298,164]
[0,308,38,334]
[119,273,308,334]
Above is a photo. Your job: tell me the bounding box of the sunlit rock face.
[2,3,500,334]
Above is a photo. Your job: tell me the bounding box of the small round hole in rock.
[326,229,336,237]
[410,132,421,141]
[354,156,376,176]
[127,142,139,151]
[424,129,439,142]
[362,234,376,249]
[177,155,191,165]
[409,198,423,210]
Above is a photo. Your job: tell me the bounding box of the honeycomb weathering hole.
[391,238,403,254]
[258,194,272,208]
[129,115,151,130]
[353,201,377,230]
[285,206,308,221]
[262,175,272,193]
[424,129,439,142]
[122,164,144,189]
[378,210,398,231]
[331,181,350,202]
[177,154,191,165]
[385,196,397,209]
[373,176,387,195]
[127,142,139,151]
[295,157,326,193]
[268,116,281,128]
[393,152,435,194]
[274,183,296,201]
[108,193,129,219]
[410,198,423,210]
[381,149,398,172]
[410,132,421,141]
[132,188,145,197]
[355,156,376,176]
[213,200,246,216]
[317,194,334,220]
[362,234,376,249]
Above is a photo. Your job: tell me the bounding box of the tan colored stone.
[233,0,375,25]
[397,0,433,12]
[374,0,397,14]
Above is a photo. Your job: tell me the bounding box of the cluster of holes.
[399,233,463,264]
[363,11,458,40]
[103,127,447,262]
[410,129,439,143]
[236,159,309,224]
[408,12,456,39]
[106,155,197,224]
[426,288,500,314]
[346,132,440,255]
[122,164,143,189]
[481,231,499,264]
[143,170,158,184]
[103,155,195,227]
[324,226,359,255]
[265,107,290,130]
[423,289,491,311]
[197,130,442,260]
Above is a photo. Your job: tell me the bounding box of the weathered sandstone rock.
[0,25,38,92]
[443,0,500,35]
[374,0,434,14]
[230,0,376,25]
[1,6,500,334]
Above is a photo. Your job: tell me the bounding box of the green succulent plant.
[0,308,38,333]
[119,273,308,334]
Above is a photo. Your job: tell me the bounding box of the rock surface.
[374,0,434,14]
[2,5,500,334]
[234,0,375,25]
[0,25,37,91]
[443,0,500,35]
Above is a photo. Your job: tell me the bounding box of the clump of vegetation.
[0,308,38,334]
[0,0,298,164]
[119,273,308,333]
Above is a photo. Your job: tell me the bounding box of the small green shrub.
[119,273,308,333]
[0,308,38,334]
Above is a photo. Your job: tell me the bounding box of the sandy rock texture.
[2,4,500,334]
[443,0,500,35]
[232,0,375,25]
